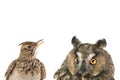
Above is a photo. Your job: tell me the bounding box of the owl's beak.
[79,60,86,73]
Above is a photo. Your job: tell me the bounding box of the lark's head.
[19,39,44,59]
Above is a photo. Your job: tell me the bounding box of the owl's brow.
[88,53,95,60]
[76,52,82,59]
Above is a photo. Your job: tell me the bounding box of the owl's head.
[66,36,114,78]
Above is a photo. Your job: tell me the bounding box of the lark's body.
[8,69,41,80]
[7,59,45,80]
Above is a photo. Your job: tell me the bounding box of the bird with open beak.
[5,39,46,80]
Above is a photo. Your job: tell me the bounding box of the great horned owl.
[54,36,115,80]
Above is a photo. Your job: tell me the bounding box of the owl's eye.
[75,58,79,64]
[90,59,97,65]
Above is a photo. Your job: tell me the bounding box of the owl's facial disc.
[76,52,96,75]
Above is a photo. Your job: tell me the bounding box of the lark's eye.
[75,58,79,64]
[90,59,97,65]
[27,45,31,49]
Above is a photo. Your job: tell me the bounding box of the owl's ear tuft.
[71,36,81,48]
[95,38,107,48]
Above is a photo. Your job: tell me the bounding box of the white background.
[0,0,120,80]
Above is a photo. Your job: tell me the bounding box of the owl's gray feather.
[54,36,115,80]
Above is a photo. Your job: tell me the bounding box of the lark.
[5,39,46,80]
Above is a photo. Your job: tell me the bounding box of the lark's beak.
[36,39,44,47]
[32,39,44,55]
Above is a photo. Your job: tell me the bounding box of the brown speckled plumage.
[54,36,115,80]
[5,39,46,80]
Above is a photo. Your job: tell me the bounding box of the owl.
[54,36,115,80]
